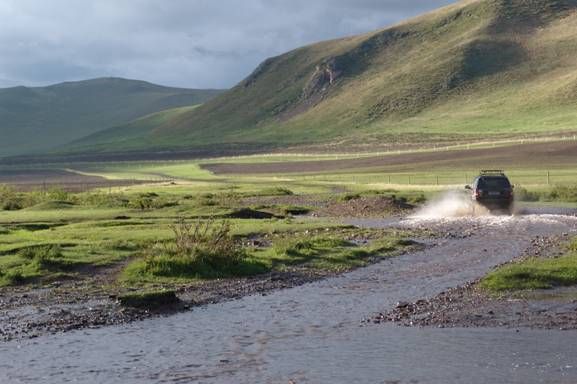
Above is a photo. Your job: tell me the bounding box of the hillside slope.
[70,0,577,154]
[0,78,223,156]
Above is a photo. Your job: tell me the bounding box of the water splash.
[411,190,490,219]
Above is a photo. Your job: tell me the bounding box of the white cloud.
[0,0,455,89]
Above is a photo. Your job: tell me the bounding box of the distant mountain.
[69,0,577,155]
[0,77,223,156]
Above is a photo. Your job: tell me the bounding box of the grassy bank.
[480,238,577,292]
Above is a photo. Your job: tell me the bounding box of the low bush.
[169,219,246,268]
[124,219,264,281]
[0,185,23,210]
[0,185,76,211]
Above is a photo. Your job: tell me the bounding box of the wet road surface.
[2,211,577,383]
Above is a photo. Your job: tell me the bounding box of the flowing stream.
[2,210,577,383]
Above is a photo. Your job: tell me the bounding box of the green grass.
[121,231,411,285]
[2,155,576,291]
[480,255,577,292]
[64,153,577,192]
[0,244,87,286]
[481,238,577,292]
[0,169,420,288]
[0,181,347,286]
[259,235,411,272]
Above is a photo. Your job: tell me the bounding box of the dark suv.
[466,170,514,213]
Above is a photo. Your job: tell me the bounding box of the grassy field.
[2,141,577,293]
[0,170,419,289]
[64,144,577,191]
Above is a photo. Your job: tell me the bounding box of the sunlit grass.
[481,239,577,292]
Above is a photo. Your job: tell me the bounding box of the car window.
[477,177,510,189]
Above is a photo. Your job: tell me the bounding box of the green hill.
[69,0,577,154]
[0,77,223,156]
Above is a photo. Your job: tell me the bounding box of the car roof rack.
[479,169,505,176]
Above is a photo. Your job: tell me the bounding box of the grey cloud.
[0,0,456,89]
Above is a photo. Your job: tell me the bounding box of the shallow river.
[2,211,577,383]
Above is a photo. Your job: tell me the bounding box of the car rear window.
[477,177,511,189]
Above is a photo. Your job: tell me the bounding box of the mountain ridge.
[0,77,223,156]
[64,0,577,154]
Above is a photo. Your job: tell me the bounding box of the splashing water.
[411,190,491,219]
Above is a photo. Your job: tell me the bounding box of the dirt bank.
[242,193,414,218]
[0,266,337,341]
[372,233,577,330]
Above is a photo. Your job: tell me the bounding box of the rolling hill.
[0,78,223,156]
[69,0,577,155]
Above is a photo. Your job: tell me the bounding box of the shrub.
[46,187,70,201]
[2,200,22,210]
[169,219,245,268]
[131,218,256,280]
[0,185,23,210]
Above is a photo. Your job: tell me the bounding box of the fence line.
[299,170,577,187]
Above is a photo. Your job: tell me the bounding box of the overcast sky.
[0,0,455,89]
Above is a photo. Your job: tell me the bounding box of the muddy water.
[2,211,577,383]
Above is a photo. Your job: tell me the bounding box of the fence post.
[388,175,391,184]
[436,175,439,186]
[547,171,550,186]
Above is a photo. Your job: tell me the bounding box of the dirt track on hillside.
[203,141,577,174]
